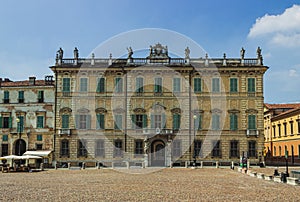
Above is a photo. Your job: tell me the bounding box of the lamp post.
[285,150,289,177]
[193,115,197,167]
[16,117,21,156]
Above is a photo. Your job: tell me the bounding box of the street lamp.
[16,117,21,156]
[193,115,197,167]
[285,150,289,177]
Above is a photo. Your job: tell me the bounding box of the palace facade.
[50,44,268,167]
[264,103,300,165]
[0,76,55,166]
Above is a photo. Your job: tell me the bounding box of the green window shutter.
[162,114,166,129]
[37,134,42,141]
[115,78,123,93]
[4,91,9,99]
[96,114,101,129]
[248,78,255,92]
[230,78,237,92]
[97,78,105,93]
[75,115,80,129]
[194,78,201,93]
[100,114,105,129]
[136,77,143,93]
[19,91,24,99]
[115,115,122,130]
[131,114,136,129]
[62,115,69,129]
[248,115,256,130]
[9,117,12,128]
[151,115,155,129]
[37,116,44,128]
[80,78,88,92]
[195,114,202,130]
[142,114,147,128]
[62,78,70,92]
[18,116,24,132]
[0,117,2,128]
[212,114,220,130]
[2,135,8,141]
[230,114,238,130]
[212,78,220,92]
[154,78,162,93]
[173,78,181,93]
[86,115,91,129]
[173,114,180,130]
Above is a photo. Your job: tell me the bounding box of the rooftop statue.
[147,43,169,59]
[74,47,79,59]
[127,47,133,59]
[57,47,64,60]
[240,47,245,59]
[185,47,190,59]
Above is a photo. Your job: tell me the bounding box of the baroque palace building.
[0,76,55,167]
[50,44,268,167]
[264,103,300,165]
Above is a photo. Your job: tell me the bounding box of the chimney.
[0,78,2,87]
[45,75,54,85]
[29,76,36,85]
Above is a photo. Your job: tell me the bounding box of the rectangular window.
[78,140,87,157]
[37,134,43,141]
[194,114,202,130]
[136,77,144,94]
[248,78,255,92]
[173,78,181,93]
[230,114,238,131]
[284,123,287,136]
[230,78,238,93]
[212,78,220,93]
[135,140,144,156]
[248,115,256,130]
[248,141,256,157]
[278,124,281,137]
[298,120,300,134]
[95,140,105,157]
[17,116,24,132]
[3,91,9,103]
[80,78,88,92]
[172,140,181,157]
[114,115,123,130]
[36,144,43,150]
[38,91,44,103]
[96,114,105,129]
[96,78,105,93]
[62,78,71,92]
[60,140,69,157]
[172,114,181,130]
[0,117,12,129]
[212,114,220,130]
[194,78,201,93]
[194,140,202,157]
[273,125,276,137]
[114,140,123,157]
[62,115,69,129]
[151,114,166,129]
[76,114,91,129]
[37,116,44,128]
[230,141,239,158]
[1,144,8,156]
[2,135,8,141]
[115,77,123,93]
[18,91,24,103]
[290,121,294,135]
[154,77,162,94]
[212,141,221,157]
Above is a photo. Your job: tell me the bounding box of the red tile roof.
[264,103,300,109]
[1,80,53,87]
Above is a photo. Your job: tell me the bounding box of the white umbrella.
[20,155,42,160]
[0,155,23,160]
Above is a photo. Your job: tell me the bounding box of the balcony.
[143,128,174,135]
[246,129,259,137]
[58,129,71,136]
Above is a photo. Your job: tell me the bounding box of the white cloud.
[289,69,298,77]
[248,5,300,47]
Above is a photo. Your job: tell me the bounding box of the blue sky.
[0,0,299,103]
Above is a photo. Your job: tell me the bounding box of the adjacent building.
[264,103,300,165]
[0,76,55,166]
[50,44,268,167]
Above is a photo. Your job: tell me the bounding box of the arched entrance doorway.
[151,140,165,166]
[15,139,26,156]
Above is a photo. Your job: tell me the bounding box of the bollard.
[231,161,234,170]
[55,163,58,170]
[82,162,85,170]
[185,161,188,168]
[200,161,203,168]
[40,163,44,171]
[126,161,130,169]
[216,161,219,168]
[142,162,145,169]
[112,162,115,169]
[68,163,71,170]
[170,161,173,168]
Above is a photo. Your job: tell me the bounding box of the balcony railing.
[246,129,259,137]
[143,128,174,135]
